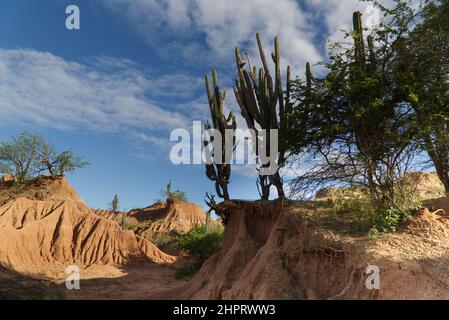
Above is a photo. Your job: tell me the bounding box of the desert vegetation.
[175,223,224,278]
[204,70,236,201]
[2,0,449,301]
[202,0,449,236]
[109,193,120,212]
[233,34,292,199]
[161,180,187,202]
[0,131,88,185]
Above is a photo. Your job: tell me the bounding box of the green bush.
[121,216,139,231]
[331,194,375,215]
[162,180,187,202]
[373,207,411,234]
[175,264,199,279]
[171,224,224,280]
[148,233,176,248]
[330,194,377,234]
[176,225,224,264]
[331,193,412,236]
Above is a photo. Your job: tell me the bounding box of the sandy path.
[64,262,188,300]
[0,259,190,300]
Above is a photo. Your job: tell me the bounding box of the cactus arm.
[205,74,218,129]
[256,33,271,77]
[274,37,284,118]
[242,70,262,123]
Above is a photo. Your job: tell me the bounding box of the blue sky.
[0,0,371,210]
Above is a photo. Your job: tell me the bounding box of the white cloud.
[309,0,368,35]
[2,0,420,174]
[100,0,419,75]
[308,0,421,48]
[0,49,203,155]
[99,0,325,74]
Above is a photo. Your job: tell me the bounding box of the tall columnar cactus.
[204,69,236,201]
[367,35,376,67]
[305,62,313,110]
[233,33,291,200]
[353,11,377,73]
[353,11,366,68]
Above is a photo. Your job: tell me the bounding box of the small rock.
[0,174,15,183]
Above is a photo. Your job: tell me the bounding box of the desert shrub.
[373,207,411,234]
[147,233,177,248]
[121,216,139,231]
[161,180,187,202]
[331,193,412,236]
[174,225,223,279]
[175,264,198,279]
[331,192,375,216]
[0,132,43,184]
[393,181,423,213]
[176,225,224,264]
[330,194,377,234]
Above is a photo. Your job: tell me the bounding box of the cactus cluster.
[233,33,291,199]
[204,69,236,201]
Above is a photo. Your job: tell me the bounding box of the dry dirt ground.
[158,199,449,300]
[0,176,200,300]
[0,259,191,300]
[3,174,449,300]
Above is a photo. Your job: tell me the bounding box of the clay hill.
[3,173,449,300]
[95,199,207,239]
[0,176,175,280]
[157,197,449,300]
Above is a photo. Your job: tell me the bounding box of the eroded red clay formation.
[3,175,449,300]
[0,176,175,281]
[95,199,207,239]
[158,199,449,300]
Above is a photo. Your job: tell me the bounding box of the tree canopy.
[0,131,89,184]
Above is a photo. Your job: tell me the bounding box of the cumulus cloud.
[99,0,326,74]
[308,0,421,56]
[2,0,416,172]
[100,0,418,74]
[0,49,202,152]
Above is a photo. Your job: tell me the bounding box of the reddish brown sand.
[3,175,449,300]
[95,199,207,238]
[0,176,180,299]
[158,200,449,300]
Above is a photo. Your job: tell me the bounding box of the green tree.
[395,0,449,193]
[287,2,420,209]
[0,132,42,184]
[0,131,89,184]
[37,140,89,177]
